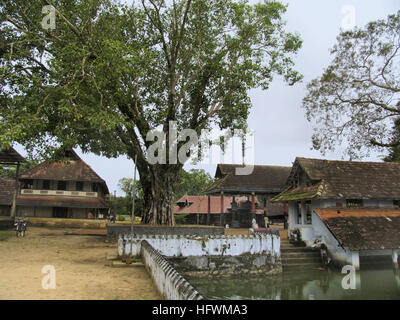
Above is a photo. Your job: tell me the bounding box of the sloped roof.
[265,201,287,217]
[19,150,109,194]
[0,179,15,206]
[315,207,400,250]
[0,147,25,164]
[174,195,263,215]
[203,164,291,194]
[16,195,111,209]
[273,157,400,201]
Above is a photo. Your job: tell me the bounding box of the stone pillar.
[300,201,306,225]
[351,251,360,271]
[392,249,399,269]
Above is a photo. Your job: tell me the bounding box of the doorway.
[53,207,68,218]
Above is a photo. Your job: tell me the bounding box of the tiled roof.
[16,195,111,209]
[315,207,400,250]
[272,182,324,202]
[265,201,287,217]
[0,179,15,206]
[0,147,25,164]
[203,164,291,194]
[174,195,263,215]
[19,150,109,194]
[272,157,400,201]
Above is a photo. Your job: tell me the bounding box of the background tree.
[303,11,400,159]
[0,0,302,225]
[106,178,144,219]
[383,118,400,162]
[0,157,39,179]
[174,168,214,201]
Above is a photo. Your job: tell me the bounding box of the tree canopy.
[303,11,400,159]
[0,0,302,224]
[174,168,214,201]
[0,157,39,179]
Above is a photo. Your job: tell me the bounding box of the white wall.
[118,234,281,258]
[140,241,203,300]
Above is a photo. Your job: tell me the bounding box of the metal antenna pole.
[131,154,137,236]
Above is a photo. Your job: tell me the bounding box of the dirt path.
[0,227,161,300]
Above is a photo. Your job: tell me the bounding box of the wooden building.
[15,150,111,219]
[202,164,291,228]
[0,147,25,217]
[272,157,400,270]
[173,195,262,225]
[0,179,15,216]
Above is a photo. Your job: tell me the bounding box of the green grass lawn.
[0,231,14,241]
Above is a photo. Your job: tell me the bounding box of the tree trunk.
[140,165,180,226]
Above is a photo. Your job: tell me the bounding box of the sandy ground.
[0,227,161,300]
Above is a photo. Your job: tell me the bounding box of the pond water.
[189,268,400,300]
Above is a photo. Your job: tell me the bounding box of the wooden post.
[251,192,256,213]
[220,191,224,226]
[207,195,211,225]
[10,163,20,218]
[251,192,256,224]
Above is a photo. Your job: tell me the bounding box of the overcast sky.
[14,0,400,195]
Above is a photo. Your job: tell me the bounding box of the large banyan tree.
[0,0,302,224]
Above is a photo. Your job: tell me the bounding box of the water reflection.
[189,268,400,300]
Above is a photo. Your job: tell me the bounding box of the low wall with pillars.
[140,240,204,300]
[118,232,281,258]
[108,224,224,238]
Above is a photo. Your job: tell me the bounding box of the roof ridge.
[297,156,400,166]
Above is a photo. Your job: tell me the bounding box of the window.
[394,200,400,208]
[42,180,50,190]
[57,181,67,191]
[92,183,98,192]
[346,199,363,207]
[76,181,84,191]
[22,180,33,189]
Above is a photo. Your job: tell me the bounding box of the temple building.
[173,195,263,226]
[272,157,400,270]
[202,164,291,228]
[14,149,111,219]
[0,147,26,218]
[0,179,15,216]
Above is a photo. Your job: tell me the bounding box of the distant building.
[0,146,26,218]
[272,157,400,270]
[0,179,15,216]
[15,150,111,219]
[203,164,291,228]
[173,195,263,226]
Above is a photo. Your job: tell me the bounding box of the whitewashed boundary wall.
[118,233,281,258]
[140,240,204,300]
